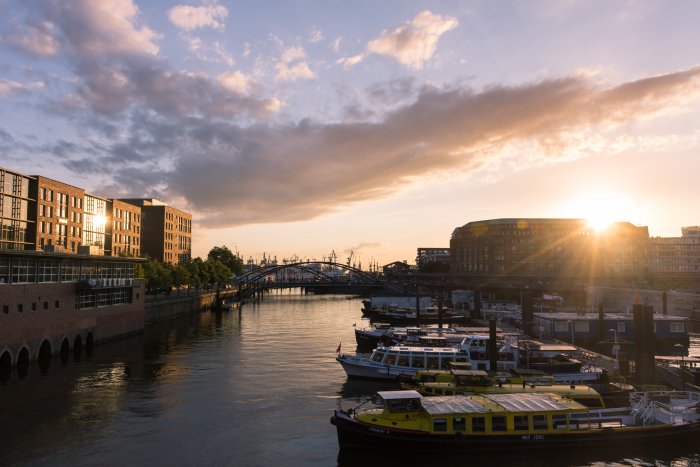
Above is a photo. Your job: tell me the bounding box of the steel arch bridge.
[234,261,382,287]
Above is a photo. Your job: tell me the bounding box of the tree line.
[140,246,244,294]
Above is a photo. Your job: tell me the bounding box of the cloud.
[143,67,698,228]
[52,0,161,57]
[217,71,250,94]
[338,10,458,70]
[181,34,235,66]
[275,46,316,81]
[1,21,60,56]
[0,79,45,96]
[168,1,228,32]
[6,1,275,120]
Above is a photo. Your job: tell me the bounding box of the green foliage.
[207,245,243,276]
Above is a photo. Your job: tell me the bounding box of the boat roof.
[656,356,700,363]
[421,393,580,415]
[377,390,422,400]
[381,345,461,353]
[452,369,489,377]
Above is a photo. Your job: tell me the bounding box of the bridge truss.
[234,261,382,287]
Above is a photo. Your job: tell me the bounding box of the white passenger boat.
[336,335,602,383]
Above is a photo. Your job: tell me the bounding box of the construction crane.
[346,250,354,266]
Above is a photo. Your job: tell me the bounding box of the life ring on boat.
[477,352,486,360]
[499,352,509,360]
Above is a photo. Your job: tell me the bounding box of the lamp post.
[609,328,619,370]
[675,343,686,390]
[567,320,575,347]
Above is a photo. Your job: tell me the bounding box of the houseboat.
[330,389,700,453]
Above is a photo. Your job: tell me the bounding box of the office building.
[450,218,649,276]
[0,167,33,251]
[650,227,700,273]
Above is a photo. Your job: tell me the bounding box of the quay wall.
[0,280,146,366]
[144,291,219,323]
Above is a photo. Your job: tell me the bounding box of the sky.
[1,0,699,267]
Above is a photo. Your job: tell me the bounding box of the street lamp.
[675,343,686,390]
[567,320,575,347]
[609,328,619,370]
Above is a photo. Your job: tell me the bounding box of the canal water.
[1,290,700,466]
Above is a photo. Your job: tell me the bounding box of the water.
[1,290,700,466]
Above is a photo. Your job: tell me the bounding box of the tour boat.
[330,389,700,453]
[336,335,602,383]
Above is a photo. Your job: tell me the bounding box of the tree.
[171,263,190,295]
[207,245,243,276]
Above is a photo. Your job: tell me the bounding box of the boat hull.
[330,410,700,454]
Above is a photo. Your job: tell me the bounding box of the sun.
[566,191,632,232]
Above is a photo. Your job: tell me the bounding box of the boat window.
[533,414,548,430]
[397,355,410,367]
[411,355,425,368]
[513,415,529,431]
[453,417,466,432]
[433,418,447,432]
[471,416,485,433]
[552,414,567,430]
[386,398,421,413]
[491,416,507,432]
[426,356,439,369]
[371,352,385,363]
[384,353,397,365]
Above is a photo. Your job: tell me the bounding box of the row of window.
[429,412,604,433]
[0,258,136,284]
[76,288,132,309]
[2,300,60,314]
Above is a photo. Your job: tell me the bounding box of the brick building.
[450,218,649,277]
[108,199,141,257]
[120,198,192,264]
[30,175,85,253]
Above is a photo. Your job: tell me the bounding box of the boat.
[336,335,603,383]
[330,389,700,454]
[354,322,393,349]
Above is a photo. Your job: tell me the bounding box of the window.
[533,414,547,430]
[552,414,567,430]
[384,353,397,365]
[514,415,529,431]
[617,322,626,333]
[411,355,424,368]
[397,355,410,367]
[492,416,507,432]
[453,417,466,432]
[55,300,60,308]
[433,419,447,432]
[471,417,485,433]
[17,304,23,313]
[671,322,686,333]
[43,301,48,310]
[31,302,36,311]
[2,305,8,314]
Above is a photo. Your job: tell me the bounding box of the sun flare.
[566,192,633,232]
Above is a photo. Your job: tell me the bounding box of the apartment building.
[30,176,85,253]
[108,199,141,257]
[120,198,192,265]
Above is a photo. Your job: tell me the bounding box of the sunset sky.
[1,0,699,267]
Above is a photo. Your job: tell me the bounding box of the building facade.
[650,226,700,273]
[108,199,141,257]
[0,167,33,251]
[120,199,192,265]
[0,249,145,367]
[30,176,85,253]
[450,218,650,277]
[416,247,451,270]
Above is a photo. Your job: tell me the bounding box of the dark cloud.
[155,67,699,228]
